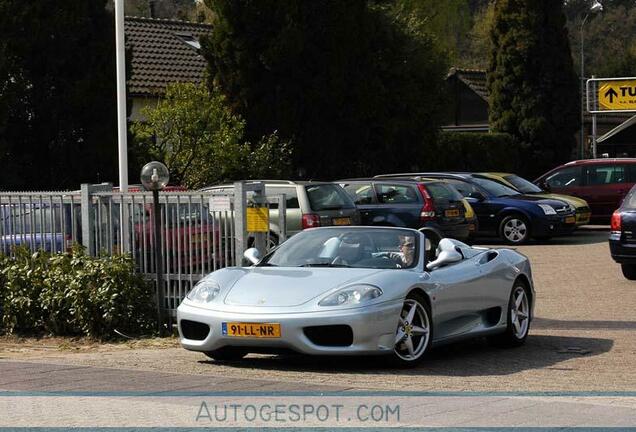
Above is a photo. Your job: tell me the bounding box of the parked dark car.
[534,158,636,223]
[609,184,636,280]
[375,173,576,244]
[338,178,473,241]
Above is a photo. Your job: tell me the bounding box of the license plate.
[578,212,591,223]
[222,322,281,338]
[445,209,460,217]
[332,217,351,226]
[565,216,576,224]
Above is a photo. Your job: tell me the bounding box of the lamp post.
[140,161,170,336]
[580,0,603,159]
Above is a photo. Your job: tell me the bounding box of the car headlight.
[186,279,221,303]
[538,204,556,215]
[319,284,383,307]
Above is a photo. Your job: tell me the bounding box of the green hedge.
[425,131,524,174]
[0,246,156,338]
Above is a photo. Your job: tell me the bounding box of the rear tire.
[621,264,636,280]
[489,281,531,347]
[204,347,247,362]
[499,215,530,245]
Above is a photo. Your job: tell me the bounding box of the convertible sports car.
[177,226,535,366]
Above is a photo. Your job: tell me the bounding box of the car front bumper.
[531,214,577,237]
[177,299,404,356]
[575,207,591,226]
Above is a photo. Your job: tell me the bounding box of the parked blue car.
[375,173,577,244]
[0,203,76,254]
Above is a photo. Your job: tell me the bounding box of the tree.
[568,3,636,78]
[201,0,448,179]
[392,0,473,64]
[488,0,580,176]
[131,82,292,188]
[124,0,200,20]
[460,1,495,69]
[0,0,118,189]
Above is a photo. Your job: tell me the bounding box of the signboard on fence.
[587,77,636,113]
[598,80,636,110]
[246,207,269,232]
[209,195,232,212]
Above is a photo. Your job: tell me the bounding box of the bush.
[425,131,523,174]
[0,246,156,338]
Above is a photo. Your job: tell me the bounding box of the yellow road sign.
[598,80,636,110]
[246,207,269,232]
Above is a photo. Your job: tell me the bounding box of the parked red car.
[534,159,636,223]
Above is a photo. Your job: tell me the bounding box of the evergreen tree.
[200,0,447,179]
[0,0,117,189]
[488,0,579,175]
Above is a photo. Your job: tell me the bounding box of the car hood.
[223,267,386,307]
[500,194,568,208]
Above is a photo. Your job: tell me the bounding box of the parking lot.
[1,227,634,393]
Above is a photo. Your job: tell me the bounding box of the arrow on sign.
[605,88,619,103]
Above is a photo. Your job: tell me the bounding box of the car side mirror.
[468,191,485,201]
[244,247,261,265]
[426,249,463,271]
[540,181,551,192]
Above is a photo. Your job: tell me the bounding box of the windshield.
[471,177,520,198]
[503,175,543,194]
[259,228,419,269]
[306,184,356,211]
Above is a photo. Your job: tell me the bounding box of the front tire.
[204,347,247,362]
[389,293,432,367]
[490,282,531,347]
[621,264,636,280]
[499,215,530,245]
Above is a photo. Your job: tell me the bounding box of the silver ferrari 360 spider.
[177,226,534,366]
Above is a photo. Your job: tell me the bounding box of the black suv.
[338,178,471,241]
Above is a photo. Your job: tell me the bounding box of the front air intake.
[303,325,353,347]
[180,319,210,341]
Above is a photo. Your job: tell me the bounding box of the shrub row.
[0,246,156,338]
[425,131,524,174]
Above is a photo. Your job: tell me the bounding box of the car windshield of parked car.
[624,186,636,209]
[259,228,419,269]
[306,184,356,211]
[503,175,543,194]
[471,177,520,197]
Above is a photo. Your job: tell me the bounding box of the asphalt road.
[1,227,635,426]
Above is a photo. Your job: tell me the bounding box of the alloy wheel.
[503,218,528,243]
[510,286,529,339]
[394,298,430,362]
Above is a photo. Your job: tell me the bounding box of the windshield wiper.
[299,263,352,268]
[256,262,278,267]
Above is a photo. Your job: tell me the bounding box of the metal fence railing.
[89,190,238,312]
[0,182,286,315]
[0,191,82,255]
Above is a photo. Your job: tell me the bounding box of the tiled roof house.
[125,16,212,121]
